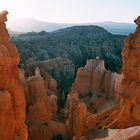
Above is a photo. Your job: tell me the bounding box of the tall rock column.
[119,16,140,127]
[0,10,28,140]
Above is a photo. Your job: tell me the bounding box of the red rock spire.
[0,11,28,140]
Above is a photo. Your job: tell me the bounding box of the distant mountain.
[7,18,74,33]
[7,18,135,35]
[92,21,136,35]
[8,29,22,36]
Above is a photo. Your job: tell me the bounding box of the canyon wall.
[0,11,28,140]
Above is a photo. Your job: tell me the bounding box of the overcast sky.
[0,0,139,23]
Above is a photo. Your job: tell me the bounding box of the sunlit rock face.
[118,16,140,128]
[0,10,28,140]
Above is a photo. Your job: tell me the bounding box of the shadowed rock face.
[20,67,66,140]
[118,16,140,128]
[0,10,28,140]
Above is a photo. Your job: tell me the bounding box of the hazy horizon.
[8,17,135,25]
[0,0,140,24]
[7,17,136,24]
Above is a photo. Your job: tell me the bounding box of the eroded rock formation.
[20,67,66,140]
[0,10,28,140]
[104,16,140,130]
[66,58,122,139]
[25,57,75,94]
[117,16,140,128]
[72,58,122,112]
[79,16,140,140]
[2,9,140,140]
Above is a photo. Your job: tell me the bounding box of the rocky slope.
[1,10,140,140]
[0,10,28,140]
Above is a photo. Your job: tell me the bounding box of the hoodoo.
[66,58,122,139]
[1,9,140,140]
[0,11,28,140]
[20,67,66,140]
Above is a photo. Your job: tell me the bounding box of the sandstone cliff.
[0,10,28,140]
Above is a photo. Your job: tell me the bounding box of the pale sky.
[0,0,139,23]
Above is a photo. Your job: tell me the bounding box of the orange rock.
[49,79,57,95]
[0,91,15,140]
[20,67,61,140]
[118,16,140,128]
[67,58,122,139]
[72,58,122,100]
[66,91,79,139]
[0,44,11,89]
[0,10,28,140]
[73,103,88,140]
